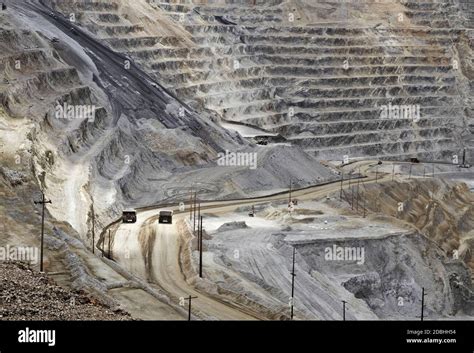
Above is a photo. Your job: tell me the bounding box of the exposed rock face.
[296,231,470,319]
[356,179,474,272]
[1,0,471,239]
[0,0,473,320]
[217,221,249,231]
[0,0,333,242]
[42,0,473,162]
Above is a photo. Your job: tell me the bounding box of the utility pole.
[290,246,296,320]
[356,186,360,212]
[289,178,292,205]
[197,202,201,244]
[184,295,198,321]
[199,216,203,278]
[409,163,412,180]
[351,186,354,210]
[193,192,197,236]
[339,172,344,200]
[392,163,395,182]
[375,165,378,183]
[423,166,426,178]
[101,229,106,258]
[34,191,52,272]
[356,170,361,212]
[91,204,95,254]
[189,189,193,221]
[342,300,347,321]
[421,287,426,321]
[363,196,366,218]
[108,229,112,259]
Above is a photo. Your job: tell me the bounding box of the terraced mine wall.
[43,0,474,162]
[0,1,334,245]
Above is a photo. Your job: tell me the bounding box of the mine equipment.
[159,210,173,224]
[122,209,137,223]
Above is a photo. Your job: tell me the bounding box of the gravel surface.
[0,262,131,320]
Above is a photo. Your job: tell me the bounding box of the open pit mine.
[0,0,473,324]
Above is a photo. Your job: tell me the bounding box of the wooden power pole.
[34,191,52,272]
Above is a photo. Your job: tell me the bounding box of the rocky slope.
[0,0,334,246]
[41,0,474,161]
[0,262,131,320]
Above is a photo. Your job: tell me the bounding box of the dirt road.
[111,160,394,319]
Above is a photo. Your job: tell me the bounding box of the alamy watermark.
[0,245,39,264]
[55,102,96,122]
[18,328,55,347]
[380,103,420,122]
[325,245,365,265]
[217,150,258,170]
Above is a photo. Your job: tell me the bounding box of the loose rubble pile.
[0,262,131,320]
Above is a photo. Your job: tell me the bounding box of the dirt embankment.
[347,179,474,272]
[176,219,289,320]
[0,262,131,320]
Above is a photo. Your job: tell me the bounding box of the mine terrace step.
[280,126,458,143]
[102,36,186,48]
[199,85,456,103]
[304,137,457,154]
[238,34,456,46]
[53,1,119,12]
[214,95,459,112]
[176,76,456,96]
[93,24,145,34]
[307,145,461,161]
[268,115,456,133]
[156,64,456,85]
[0,67,81,89]
[237,105,466,125]
[125,44,449,57]
[285,126,455,142]
[145,56,452,73]
[167,72,456,90]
